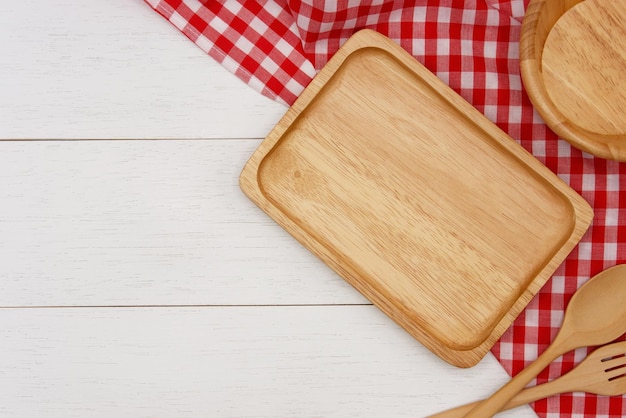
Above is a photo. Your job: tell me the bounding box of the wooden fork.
[428,340,626,417]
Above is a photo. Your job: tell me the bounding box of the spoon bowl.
[554,265,626,350]
[428,340,626,417]
[465,264,626,417]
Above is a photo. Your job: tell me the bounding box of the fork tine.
[604,357,626,381]
[607,373,626,397]
[608,372,626,383]
[601,351,626,362]
[602,352,626,366]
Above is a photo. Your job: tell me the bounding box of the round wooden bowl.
[520,0,626,161]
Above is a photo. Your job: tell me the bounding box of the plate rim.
[240,29,594,367]
[520,0,626,161]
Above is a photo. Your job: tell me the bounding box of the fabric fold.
[145,1,626,416]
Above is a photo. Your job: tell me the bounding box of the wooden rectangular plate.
[240,29,593,368]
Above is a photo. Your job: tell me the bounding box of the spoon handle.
[427,375,570,417]
[463,341,566,417]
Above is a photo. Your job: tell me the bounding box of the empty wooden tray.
[240,29,593,367]
[520,0,626,161]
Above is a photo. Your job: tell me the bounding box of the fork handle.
[427,377,570,418]
[463,340,568,417]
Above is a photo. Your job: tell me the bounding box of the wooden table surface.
[0,1,536,416]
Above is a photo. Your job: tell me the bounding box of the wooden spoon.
[464,264,626,417]
[428,340,626,417]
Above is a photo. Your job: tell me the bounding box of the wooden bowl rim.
[519,0,626,161]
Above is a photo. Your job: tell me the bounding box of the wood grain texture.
[241,29,593,368]
[0,1,535,417]
[0,306,534,418]
[520,0,626,161]
[464,264,626,416]
[0,0,287,140]
[543,0,626,135]
[428,341,626,417]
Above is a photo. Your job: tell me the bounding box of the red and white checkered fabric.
[145,1,626,416]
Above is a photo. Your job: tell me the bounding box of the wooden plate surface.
[520,0,626,160]
[240,29,593,367]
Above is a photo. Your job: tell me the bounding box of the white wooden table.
[0,1,536,417]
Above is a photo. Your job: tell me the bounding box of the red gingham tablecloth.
[145,1,626,416]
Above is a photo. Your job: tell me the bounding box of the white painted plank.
[0,1,541,416]
[0,140,366,306]
[0,306,535,417]
[0,0,286,140]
